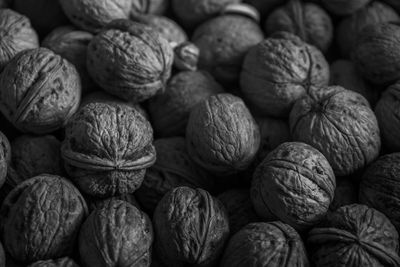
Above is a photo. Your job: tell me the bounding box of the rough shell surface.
[265,1,333,52]
[308,204,400,267]
[192,15,264,85]
[220,222,309,267]
[186,93,260,176]
[321,0,370,15]
[87,19,173,103]
[0,131,10,190]
[148,71,224,137]
[87,193,140,212]
[240,32,330,117]
[251,142,336,231]
[61,98,155,197]
[0,174,88,263]
[0,9,39,71]
[289,86,381,176]
[153,186,230,267]
[136,137,215,214]
[27,257,79,267]
[0,48,82,134]
[79,200,153,267]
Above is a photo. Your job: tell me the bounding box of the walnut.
[27,258,78,267]
[0,131,10,190]
[321,0,370,16]
[130,0,168,17]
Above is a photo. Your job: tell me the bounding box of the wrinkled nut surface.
[0,131,10,190]
[61,99,155,197]
[265,0,333,52]
[192,14,264,85]
[0,9,39,71]
[87,193,140,212]
[240,32,329,117]
[359,153,400,231]
[42,26,95,94]
[58,0,132,33]
[154,186,230,267]
[27,257,79,267]
[353,23,400,85]
[337,2,400,58]
[149,71,224,137]
[87,19,173,103]
[0,48,81,134]
[321,0,370,16]
[308,204,400,267]
[186,93,260,176]
[251,142,336,231]
[79,200,153,267]
[221,222,309,267]
[289,86,381,176]
[136,137,215,214]
[375,82,400,151]
[0,174,88,263]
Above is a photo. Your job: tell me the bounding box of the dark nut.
[220,222,309,267]
[240,32,329,117]
[289,86,381,176]
[27,258,78,267]
[329,178,358,211]
[61,98,155,197]
[186,93,260,176]
[244,0,285,18]
[87,19,173,103]
[265,0,333,52]
[321,0,370,16]
[382,0,400,13]
[0,174,88,263]
[308,204,400,266]
[148,71,224,137]
[0,48,81,134]
[79,200,153,267]
[0,9,39,71]
[153,186,230,266]
[251,142,336,231]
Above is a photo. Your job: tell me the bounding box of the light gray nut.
[173,42,200,71]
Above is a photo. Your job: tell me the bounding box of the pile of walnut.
[0,0,400,266]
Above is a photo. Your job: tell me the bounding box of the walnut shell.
[0,48,82,134]
[217,189,259,234]
[220,222,309,267]
[375,82,400,151]
[359,153,400,231]
[87,19,173,103]
[27,258,79,267]
[186,93,260,176]
[153,186,230,267]
[79,200,153,267]
[308,204,400,267]
[0,131,10,190]
[172,0,240,29]
[61,98,155,197]
[130,0,168,17]
[0,9,39,71]
[337,2,400,58]
[148,71,224,137]
[251,142,336,231]
[136,137,215,214]
[329,178,358,211]
[240,32,329,117]
[0,174,88,263]
[330,59,379,105]
[58,0,132,33]
[265,1,333,52]
[192,14,264,85]
[353,23,400,85]
[321,0,370,15]
[7,135,63,186]
[86,193,140,212]
[289,86,381,176]
[42,26,95,94]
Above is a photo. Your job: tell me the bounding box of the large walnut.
[87,19,173,103]
[186,93,260,176]
[61,97,155,197]
[153,186,229,267]
[0,174,88,263]
[148,71,224,137]
[220,222,309,267]
[290,86,381,176]
[251,142,336,231]
[0,9,39,71]
[321,0,370,15]
[308,204,400,267]
[0,48,81,134]
[240,32,329,117]
[27,258,78,267]
[265,0,333,52]
[79,200,153,267]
